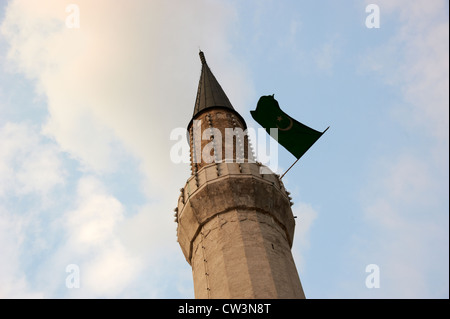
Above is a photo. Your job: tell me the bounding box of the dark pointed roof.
[193,51,235,117]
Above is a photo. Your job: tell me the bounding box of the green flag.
[250,95,328,160]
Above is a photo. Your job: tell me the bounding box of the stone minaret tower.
[175,51,305,299]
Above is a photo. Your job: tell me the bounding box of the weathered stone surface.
[177,162,305,299]
[189,209,305,298]
[177,163,295,261]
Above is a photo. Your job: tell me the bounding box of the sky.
[0,0,448,299]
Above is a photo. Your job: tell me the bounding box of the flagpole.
[280,157,300,179]
[279,126,330,180]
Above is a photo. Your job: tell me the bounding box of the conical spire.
[193,51,234,117]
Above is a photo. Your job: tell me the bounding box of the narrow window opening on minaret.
[271,244,275,250]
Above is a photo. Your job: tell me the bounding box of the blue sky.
[0,0,448,298]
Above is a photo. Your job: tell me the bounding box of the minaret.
[175,51,305,299]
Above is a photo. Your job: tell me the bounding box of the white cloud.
[66,176,124,249]
[363,0,449,142]
[356,0,449,298]
[313,36,340,73]
[0,121,68,298]
[292,202,318,272]
[0,206,44,298]
[360,154,448,297]
[43,176,144,298]
[0,0,253,298]
[0,122,65,198]
[81,242,140,297]
[1,0,252,187]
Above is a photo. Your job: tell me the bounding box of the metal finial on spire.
[199,50,207,65]
[192,50,241,120]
